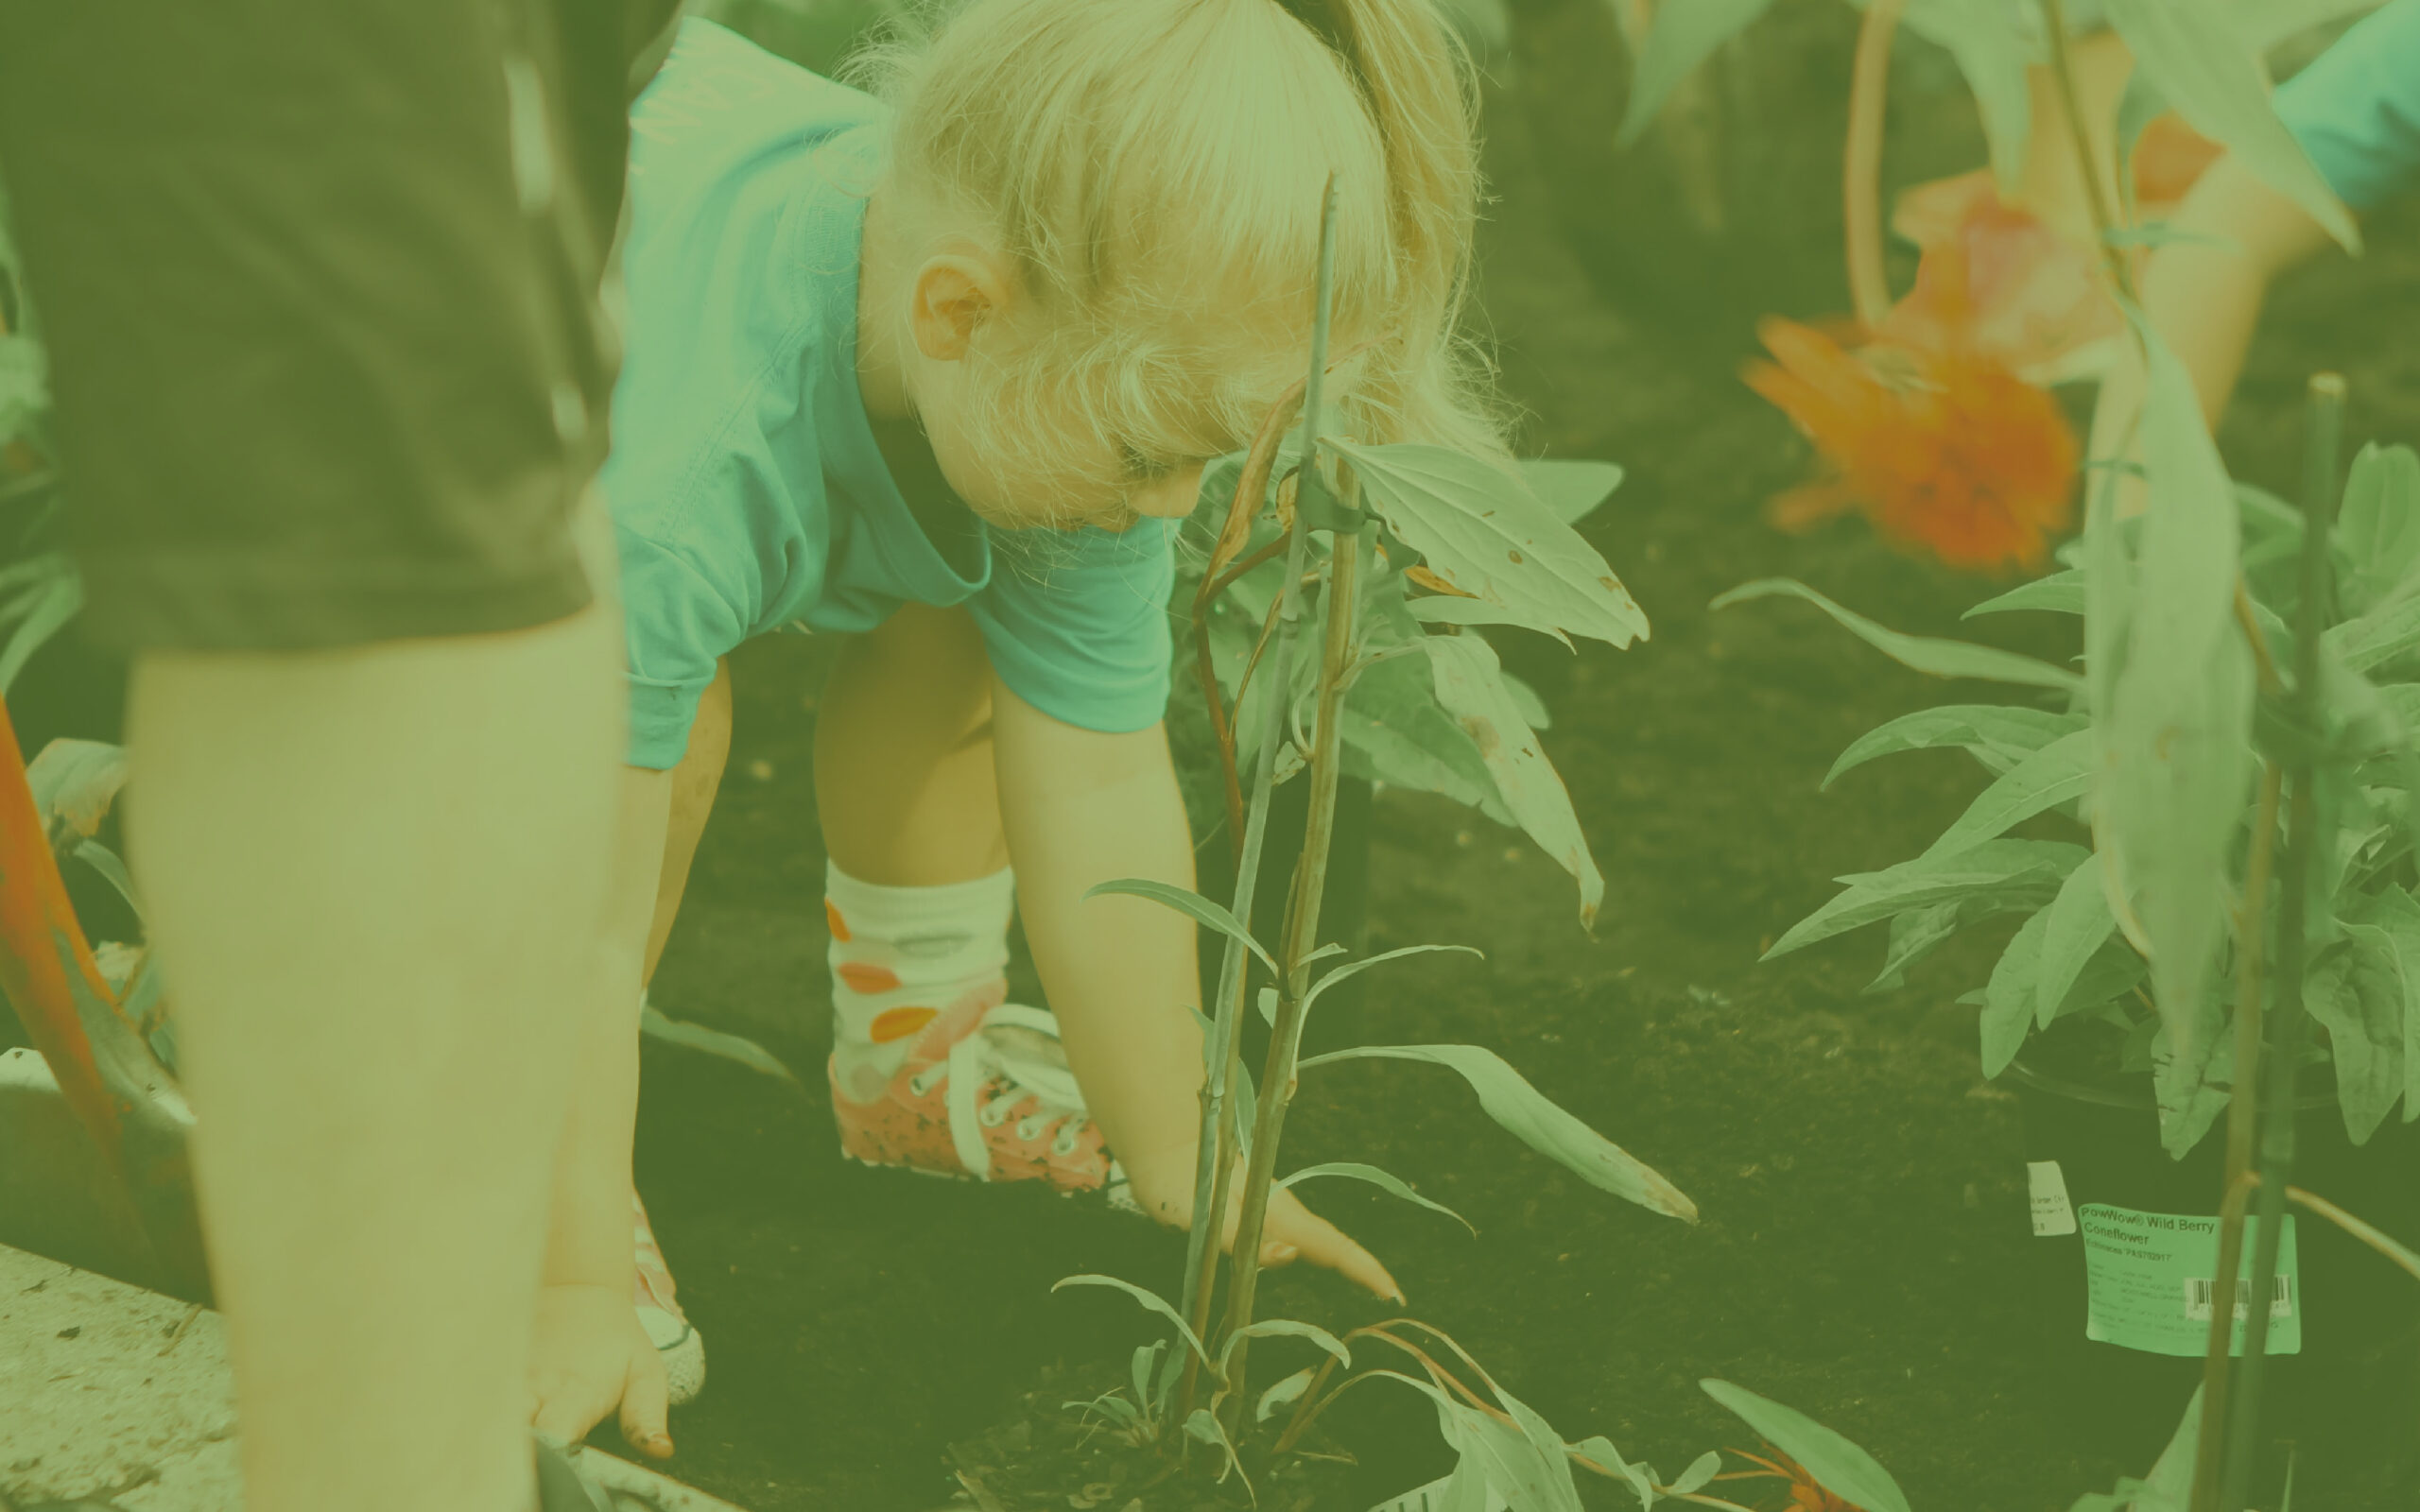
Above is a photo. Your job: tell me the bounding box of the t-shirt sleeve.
[2275,0,2420,214]
[968,518,1179,733]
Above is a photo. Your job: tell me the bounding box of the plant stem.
[2038,0,2138,301]
[2221,372,2345,1512]
[1216,492,1363,1435]
[2190,760,2283,1512]
[2276,1181,2420,1284]
[1175,178,1343,1422]
[1843,0,1904,332]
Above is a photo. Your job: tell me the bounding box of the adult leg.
[128,524,624,1512]
[645,661,735,983]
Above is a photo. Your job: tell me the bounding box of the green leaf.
[2326,588,2420,673]
[2227,0,2395,51]
[1342,648,1512,821]
[1297,1042,1697,1220]
[1616,0,1780,146]
[1764,839,2088,961]
[1918,730,2095,861]
[1052,1275,1211,1366]
[1518,458,1626,526]
[2308,927,2407,1143]
[1086,879,1276,976]
[1219,1317,1352,1370]
[1183,1408,1252,1493]
[26,738,129,841]
[1426,634,1605,927]
[0,335,48,449]
[1825,705,2083,788]
[1699,1382,1912,1512]
[1867,902,1964,994]
[2101,0,2360,250]
[1669,1451,1723,1498]
[1068,1393,1143,1430]
[1409,595,1574,649]
[2344,885,2420,1125]
[1491,1383,1587,1512]
[1130,1339,1167,1415]
[1900,0,2032,195]
[637,1002,801,1087]
[74,840,142,919]
[1568,1436,1658,1511]
[1332,438,1648,649]
[2036,858,2121,1029]
[1499,670,1552,730]
[1304,944,1483,1016]
[0,562,79,693]
[2332,444,2420,618]
[2100,310,2258,1073]
[1713,579,2086,693]
[1278,1160,1478,1235]
[1964,570,2085,620]
[1981,906,2052,1078]
[1257,1367,1316,1424]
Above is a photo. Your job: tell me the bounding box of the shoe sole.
[846,1151,1141,1213]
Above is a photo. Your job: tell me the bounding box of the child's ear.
[908,252,1011,362]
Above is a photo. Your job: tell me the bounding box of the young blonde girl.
[528,0,1513,1457]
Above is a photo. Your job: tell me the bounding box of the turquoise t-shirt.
[605,19,1179,769]
[2276,0,2420,213]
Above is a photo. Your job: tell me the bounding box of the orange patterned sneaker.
[631,1192,705,1406]
[829,999,1136,1210]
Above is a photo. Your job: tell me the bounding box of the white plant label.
[2027,1160,2077,1237]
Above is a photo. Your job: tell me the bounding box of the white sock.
[823,862,1013,1104]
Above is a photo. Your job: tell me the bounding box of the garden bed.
[614,76,2420,1512]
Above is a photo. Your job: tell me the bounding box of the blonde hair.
[846,0,1511,505]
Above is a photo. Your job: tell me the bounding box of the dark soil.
[623,54,2420,1512]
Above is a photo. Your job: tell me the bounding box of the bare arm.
[2087,154,2337,510]
[990,679,1399,1299]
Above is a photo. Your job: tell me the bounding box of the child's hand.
[1122,1146,1405,1304]
[529,1281,675,1462]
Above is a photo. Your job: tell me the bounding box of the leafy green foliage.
[1425,633,1603,927]
[1700,1380,1913,1512]
[637,1001,799,1087]
[1327,438,1647,650]
[1297,1042,1697,1220]
[1714,579,2086,692]
[2102,0,2360,250]
[1740,420,2420,1153]
[2100,313,2259,1110]
[1615,0,1783,146]
[1278,1160,1477,1235]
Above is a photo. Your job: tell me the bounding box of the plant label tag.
[1369,1472,1510,1512]
[2078,1205,2302,1358]
[2027,1160,2077,1236]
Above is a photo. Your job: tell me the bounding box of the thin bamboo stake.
[2221,372,2345,1512]
[2190,762,2282,1512]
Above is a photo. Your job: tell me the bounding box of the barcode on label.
[2183,1274,2293,1323]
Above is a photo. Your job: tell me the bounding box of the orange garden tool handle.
[0,700,202,1292]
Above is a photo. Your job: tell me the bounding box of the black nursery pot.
[2006,1055,2420,1486]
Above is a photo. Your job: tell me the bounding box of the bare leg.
[128,530,623,1512]
[815,603,1007,886]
